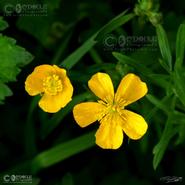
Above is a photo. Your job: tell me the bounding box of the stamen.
[43,74,63,95]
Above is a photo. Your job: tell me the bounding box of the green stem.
[51,31,73,65]
[89,48,104,64]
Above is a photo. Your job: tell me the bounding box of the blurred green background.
[0,0,185,184]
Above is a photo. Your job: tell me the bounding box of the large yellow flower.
[25,64,73,113]
[73,73,148,149]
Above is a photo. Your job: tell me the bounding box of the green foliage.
[153,117,177,170]
[156,24,172,72]
[31,132,95,174]
[95,10,135,41]
[0,82,12,104]
[0,21,33,103]
[0,17,8,31]
[175,24,185,67]
[0,0,185,184]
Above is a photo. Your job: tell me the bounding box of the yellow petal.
[53,65,67,78]
[115,73,148,106]
[25,64,55,96]
[57,70,74,107]
[38,94,67,113]
[95,114,123,149]
[120,110,148,140]
[88,72,114,103]
[73,102,106,127]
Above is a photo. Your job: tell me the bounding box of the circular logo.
[3,175,10,182]
[4,4,14,14]
[103,34,117,49]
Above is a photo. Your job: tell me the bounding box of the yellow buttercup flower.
[25,64,73,113]
[73,73,148,149]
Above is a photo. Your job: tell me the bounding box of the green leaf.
[153,117,177,170]
[175,24,185,67]
[61,173,74,185]
[146,94,170,114]
[0,82,12,104]
[95,11,135,41]
[176,124,185,145]
[173,66,185,107]
[0,34,34,103]
[153,97,177,170]
[61,34,97,69]
[112,52,152,75]
[147,73,171,90]
[31,131,95,174]
[156,24,172,72]
[0,17,8,31]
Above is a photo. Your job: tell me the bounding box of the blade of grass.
[153,96,178,170]
[24,96,40,157]
[60,11,134,70]
[31,131,95,174]
[173,65,185,107]
[146,94,171,115]
[175,23,185,68]
[153,116,177,170]
[95,12,135,41]
[156,24,172,72]
[51,31,73,65]
[61,34,97,69]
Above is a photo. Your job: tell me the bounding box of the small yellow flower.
[25,64,73,113]
[73,73,148,149]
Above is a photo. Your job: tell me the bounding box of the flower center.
[107,102,122,114]
[110,103,121,113]
[43,74,63,95]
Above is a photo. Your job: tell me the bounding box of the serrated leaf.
[0,82,12,104]
[156,24,172,72]
[0,35,33,82]
[175,23,185,67]
[0,17,8,31]
[0,34,34,103]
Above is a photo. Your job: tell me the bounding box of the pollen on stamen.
[43,74,63,95]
